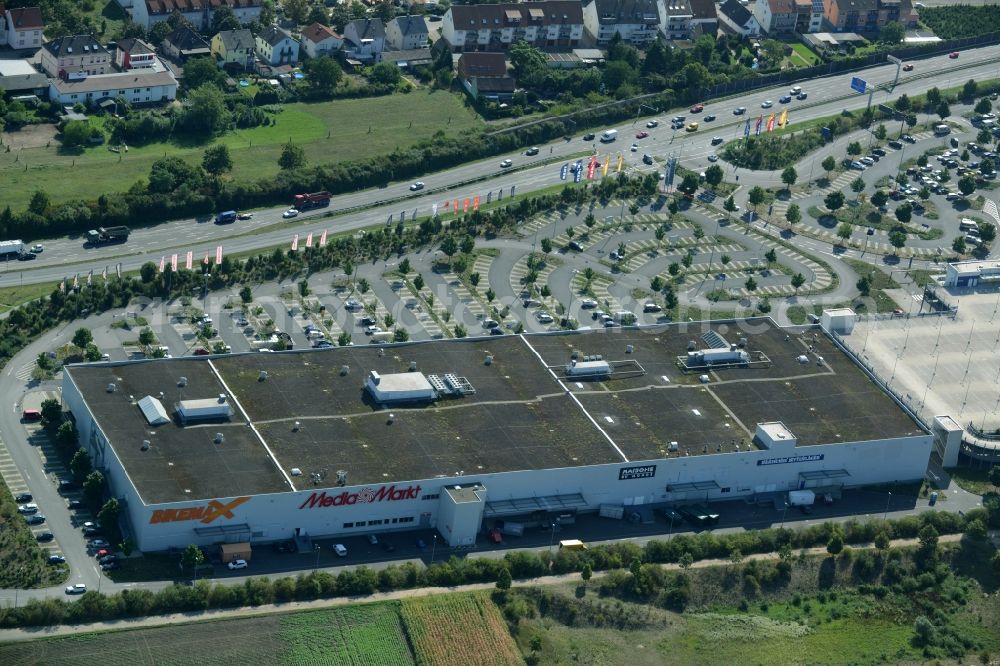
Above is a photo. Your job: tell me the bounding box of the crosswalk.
[14,362,35,381]
[442,270,487,321]
[619,238,747,272]
[402,272,447,339]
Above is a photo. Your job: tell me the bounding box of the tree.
[308,5,329,25]
[581,563,593,581]
[953,237,967,254]
[440,235,458,258]
[879,20,904,43]
[918,524,939,555]
[183,57,224,90]
[184,85,228,134]
[857,274,872,296]
[980,157,995,176]
[485,288,496,303]
[791,272,805,293]
[975,97,993,115]
[210,6,241,33]
[889,230,907,253]
[724,196,737,215]
[41,398,62,427]
[764,248,777,264]
[337,331,352,347]
[871,190,888,208]
[748,186,766,214]
[958,175,977,197]
[140,261,157,283]
[977,128,993,145]
[56,421,78,453]
[399,258,411,274]
[846,142,862,157]
[279,142,306,170]
[181,543,205,578]
[850,177,865,195]
[202,145,233,176]
[926,87,941,107]
[894,94,911,113]
[85,344,103,362]
[454,324,467,338]
[936,101,951,120]
[305,56,343,97]
[369,62,401,86]
[826,533,844,555]
[874,124,887,141]
[679,173,700,196]
[822,155,837,178]
[824,191,845,212]
[283,0,308,22]
[786,203,801,226]
[72,327,94,349]
[679,551,694,570]
[781,166,797,191]
[460,236,475,254]
[83,470,105,508]
[837,223,852,243]
[29,190,50,216]
[962,79,978,101]
[918,186,931,201]
[496,567,512,590]
[913,616,935,646]
[239,286,253,304]
[978,222,996,243]
[70,448,92,482]
[705,164,724,188]
[61,120,94,148]
[989,465,1000,488]
[966,518,988,541]
[668,262,680,276]
[413,274,425,291]
[540,237,553,254]
[744,276,758,292]
[138,327,156,347]
[874,530,891,551]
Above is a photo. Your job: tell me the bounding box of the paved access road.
[2,45,999,289]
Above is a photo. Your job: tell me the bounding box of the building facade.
[4,6,44,50]
[300,22,342,59]
[441,1,585,53]
[385,15,428,50]
[582,0,661,46]
[343,18,386,63]
[211,28,255,70]
[754,0,799,35]
[255,25,298,66]
[41,35,110,79]
[660,0,693,40]
[114,37,157,70]
[131,0,262,30]
[48,68,178,105]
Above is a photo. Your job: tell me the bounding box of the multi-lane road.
[2,45,999,290]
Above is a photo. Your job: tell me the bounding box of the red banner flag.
[216,246,223,264]
[159,256,165,273]
[453,199,459,215]
[170,254,178,272]
[766,113,776,133]
[186,251,193,270]
[320,230,328,247]
[463,198,469,212]
[305,232,313,248]
[291,234,299,251]
[473,196,480,211]
[203,252,210,265]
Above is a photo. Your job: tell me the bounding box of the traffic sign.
[887,55,902,65]
[850,77,867,94]
[665,157,677,187]
[821,127,832,140]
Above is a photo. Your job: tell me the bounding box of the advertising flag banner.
[320,230,328,247]
[203,252,210,265]
[666,156,678,188]
[432,203,438,216]
[560,163,568,180]
[744,119,751,136]
[159,256,165,273]
[473,196,480,211]
[574,160,583,183]
[586,157,597,180]
[486,191,492,204]
[216,246,223,264]
[60,277,66,293]
[116,263,122,279]
[170,254,178,272]
[73,274,79,288]
[463,197,470,212]
[602,155,610,176]
[779,108,788,128]
[102,266,107,281]
[454,199,459,214]
[767,113,775,132]
[291,235,299,251]
[755,115,763,136]
[87,269,93,286]
[616,154,624,172]
[305,232,313,248]
[186,251,193,270]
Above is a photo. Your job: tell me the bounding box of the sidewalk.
[0,534,961,643]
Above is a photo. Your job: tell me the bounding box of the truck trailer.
[787,490,816,507]
[0,240,24,257]
[293,191,332,210]
[86,226,130,245]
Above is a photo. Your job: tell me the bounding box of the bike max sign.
[299,484,422,510]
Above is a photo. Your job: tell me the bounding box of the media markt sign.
[619,465,656,480]
[150,497,251,525]
[299,484,422,510]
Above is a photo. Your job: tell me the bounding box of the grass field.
[0,90,481,209]
[0,593,521,665]
[785,43,820,68]
[843,258,901,312]
[400,592,522,666]
[0,478,69,589]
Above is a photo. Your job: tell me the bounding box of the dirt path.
[0,534,959,643]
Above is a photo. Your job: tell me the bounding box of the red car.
[902,63,913,71]
[636,131,649,139]
[949,52,959,59]
[193,348,210,356]
[690,104,704,113]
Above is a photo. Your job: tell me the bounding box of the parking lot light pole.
[431,534,438,564]
[883,491,892,523]
[314,544,321,569]
[780,501,789,529]
[548,522,557,553]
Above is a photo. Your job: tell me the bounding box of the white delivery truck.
[787,490,816,507]
[370,331,394,343]
[601,129,618,143]
[0,240,24,258]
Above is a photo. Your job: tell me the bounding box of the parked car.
[382,540,396,552]
[48,555,66,564]
[36,532,54,542]
[643,302,662,313]
[14,493,32,503]
[101,562,121,571]
[65,584,87,595]
[99,554,118,565]
[707,154,719,162]
[711,136,723,145]
[635,131,649,139]
[580,298,597,309]
[25,514,46,525]
[333,544,348,557]
[227,559,248,570]
[88,538,110,548]
[367,534,379,545]
[17,503,38,514]
[18,252,36,261]
[536,313,554,324]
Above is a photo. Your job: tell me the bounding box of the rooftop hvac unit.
[178,376,187,387]
[340,365,349,376]
[293,421,301,431]
[214,432,225,444]
[107,383,117,393]
[669,441,678,451]
[409,361,417,371]
[817,356,824,366]
[797,355,809,364]
[218,393,227,402]
[158,391,164,400]
[626,345,634,353]
[290,467,302,476]
[688,340,697,351]
[258,370,268,381]
[698,374,710,383]
[336,470,348,486]
[484,354,493,365]
[141,439,150,451]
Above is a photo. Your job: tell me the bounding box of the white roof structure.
[365,370,436,403]
[138,395,170,425]
[176,395,233,423]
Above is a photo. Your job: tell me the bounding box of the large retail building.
[63,318,932,552]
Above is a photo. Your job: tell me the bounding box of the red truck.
[293,191,332,210]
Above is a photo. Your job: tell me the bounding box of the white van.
[601,129,618,143]
[933,124,951,136]
[371,331,394,343]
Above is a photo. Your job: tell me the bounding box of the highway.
[2,44,999,289]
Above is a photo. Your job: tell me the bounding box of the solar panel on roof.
[701,330,729,349]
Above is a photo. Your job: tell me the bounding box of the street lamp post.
[883,491,892,522]
[548,522,557,553]
[315,544,321,569]
[430,534,438,564]
[780,501,789,529]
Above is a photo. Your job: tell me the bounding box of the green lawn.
[0,90,481,210]
[949,467,999,496]
[787,43,820,67]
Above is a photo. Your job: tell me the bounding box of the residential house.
[381,47,433,68]
[717,0,761,36]
[441,1,585,53]
[582,0,660,46]
[660,0,693,40]
[211,28,255,70]
[795,0,825,33]
[41,35,110,79]
[753,0,799,35]
[385,15,428,50]
[48,68,178,105]
[457,51,515,101]
[3,6,44,50]
[114,37,157,70]
[300,22,342,59]
[130,0,262,30]
[343,18,385,63]
[0,59,48,97]
[161,25,211,62]
[255,25,298,66]
[688,0,719,38]
[822,0,880,32]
